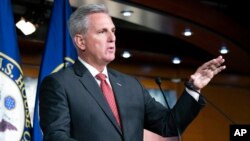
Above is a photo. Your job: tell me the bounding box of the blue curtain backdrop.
[0,0,32,140]
[32,0,77,140]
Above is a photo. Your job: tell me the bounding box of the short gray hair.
[68,4,109,39]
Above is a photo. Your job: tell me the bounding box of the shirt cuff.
[185,87,200,101]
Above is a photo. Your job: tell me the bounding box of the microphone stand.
[155,77,182,141]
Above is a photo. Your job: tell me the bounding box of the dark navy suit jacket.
[39,60,205,141]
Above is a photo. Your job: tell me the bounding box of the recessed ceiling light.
[172,57,181,64]
[182,28,192,37]
[121,51,131,58]
[219,45,229,54]
[121,10,133,17]
[171,78,181,83]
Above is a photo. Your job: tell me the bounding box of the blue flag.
[32,0,77,140]
[0,0,32,141]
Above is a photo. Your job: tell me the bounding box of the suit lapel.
[108,70,131,138]
[73,61,122,135]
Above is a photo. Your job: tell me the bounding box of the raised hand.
[189,56,226,92]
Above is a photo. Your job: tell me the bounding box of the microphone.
[155,77,182,141]
[155,77,162,86]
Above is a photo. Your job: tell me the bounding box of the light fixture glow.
[219,45,229,54]
[171,78,181,83]
[16,17,36,35]
[121,51,131,58]
[172,57,181,64]
[183,28,192,36]
[121,10,133,17]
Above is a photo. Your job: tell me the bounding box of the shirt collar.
[78,57,109,78]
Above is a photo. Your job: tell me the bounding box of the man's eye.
[98,30,106,34]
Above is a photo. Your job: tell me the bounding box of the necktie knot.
[96,73,106,81]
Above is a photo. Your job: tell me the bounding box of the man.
[39,4,226,141]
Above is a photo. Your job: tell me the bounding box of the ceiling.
[11,0,250,76]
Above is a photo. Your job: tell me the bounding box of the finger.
[198,60,213,71]
[196,56,225,73]
[199,61,217,73]
[206,56,225,69]
[218,65,226,72]
[202,56,221,69]
[214,56,225,67]
[213,65,226,75]
[209,64,217,71]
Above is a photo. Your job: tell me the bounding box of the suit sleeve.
[143,86,206,137]
[172,91,206,134]
[39,76,78,141]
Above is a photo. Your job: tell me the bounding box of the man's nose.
[108,31,116,42]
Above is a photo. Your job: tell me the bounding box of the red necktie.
[96,73,121,126]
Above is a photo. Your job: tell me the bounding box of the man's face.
[82,13,116,66]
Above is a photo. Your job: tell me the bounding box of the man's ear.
[74,34,85,51]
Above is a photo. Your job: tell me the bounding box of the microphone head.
[155,77,162,86]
